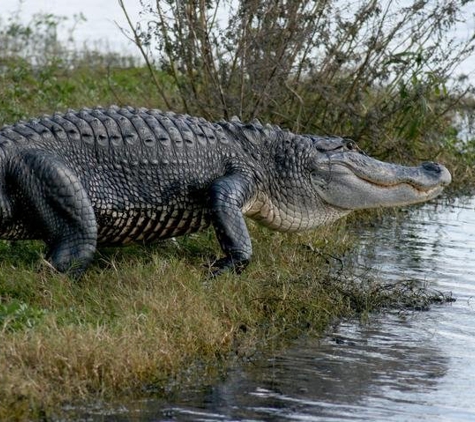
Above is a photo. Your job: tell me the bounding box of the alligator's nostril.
[422,161,442,173]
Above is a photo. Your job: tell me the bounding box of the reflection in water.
[84,197,475,421]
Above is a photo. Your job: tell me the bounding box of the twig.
[117,0,172,109]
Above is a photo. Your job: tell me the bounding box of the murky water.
[81,196,475,421]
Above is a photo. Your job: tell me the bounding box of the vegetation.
[121,0,475,179]
[0,1,473,419]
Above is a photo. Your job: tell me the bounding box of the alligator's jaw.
[315,152,451,211]
[244,191,352,232]
[346,157,452,192]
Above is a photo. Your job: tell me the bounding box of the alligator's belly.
[0,222,36,240]
[96,207,212,244]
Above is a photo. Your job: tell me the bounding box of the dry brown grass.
[0,223,343,419]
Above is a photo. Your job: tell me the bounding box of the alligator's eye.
[346,141,356,150]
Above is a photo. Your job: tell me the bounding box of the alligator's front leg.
[208,174,254,275]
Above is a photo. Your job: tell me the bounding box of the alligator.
[0,106,451,277]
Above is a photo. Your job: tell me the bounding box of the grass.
[0,57,163,124]
[0,220,453,420]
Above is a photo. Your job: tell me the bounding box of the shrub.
[120,0,475,160]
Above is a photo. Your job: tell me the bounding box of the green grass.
[0,58,167,125]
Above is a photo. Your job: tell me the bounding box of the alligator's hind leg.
[9,151,97,277]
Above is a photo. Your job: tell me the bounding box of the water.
[81,196,475,421]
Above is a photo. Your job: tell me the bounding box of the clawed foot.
[208,257,250,277]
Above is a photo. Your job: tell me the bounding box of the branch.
[117,0,172,109]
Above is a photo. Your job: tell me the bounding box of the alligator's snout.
[421,161,452,185]
[421,161,442,173]
[422,161,442,173]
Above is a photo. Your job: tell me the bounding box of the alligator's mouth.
[348,167,449,194]
[336,155,452,191]
[318,157,451,211]
[356,177,446,202]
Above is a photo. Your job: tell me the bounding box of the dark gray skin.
[0,106,451,277]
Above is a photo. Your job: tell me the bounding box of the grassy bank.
[0,221,450,420]
[0,6,473,420]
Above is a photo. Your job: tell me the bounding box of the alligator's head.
[246,135,451,232]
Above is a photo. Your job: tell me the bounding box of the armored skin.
[0,106,451,276]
